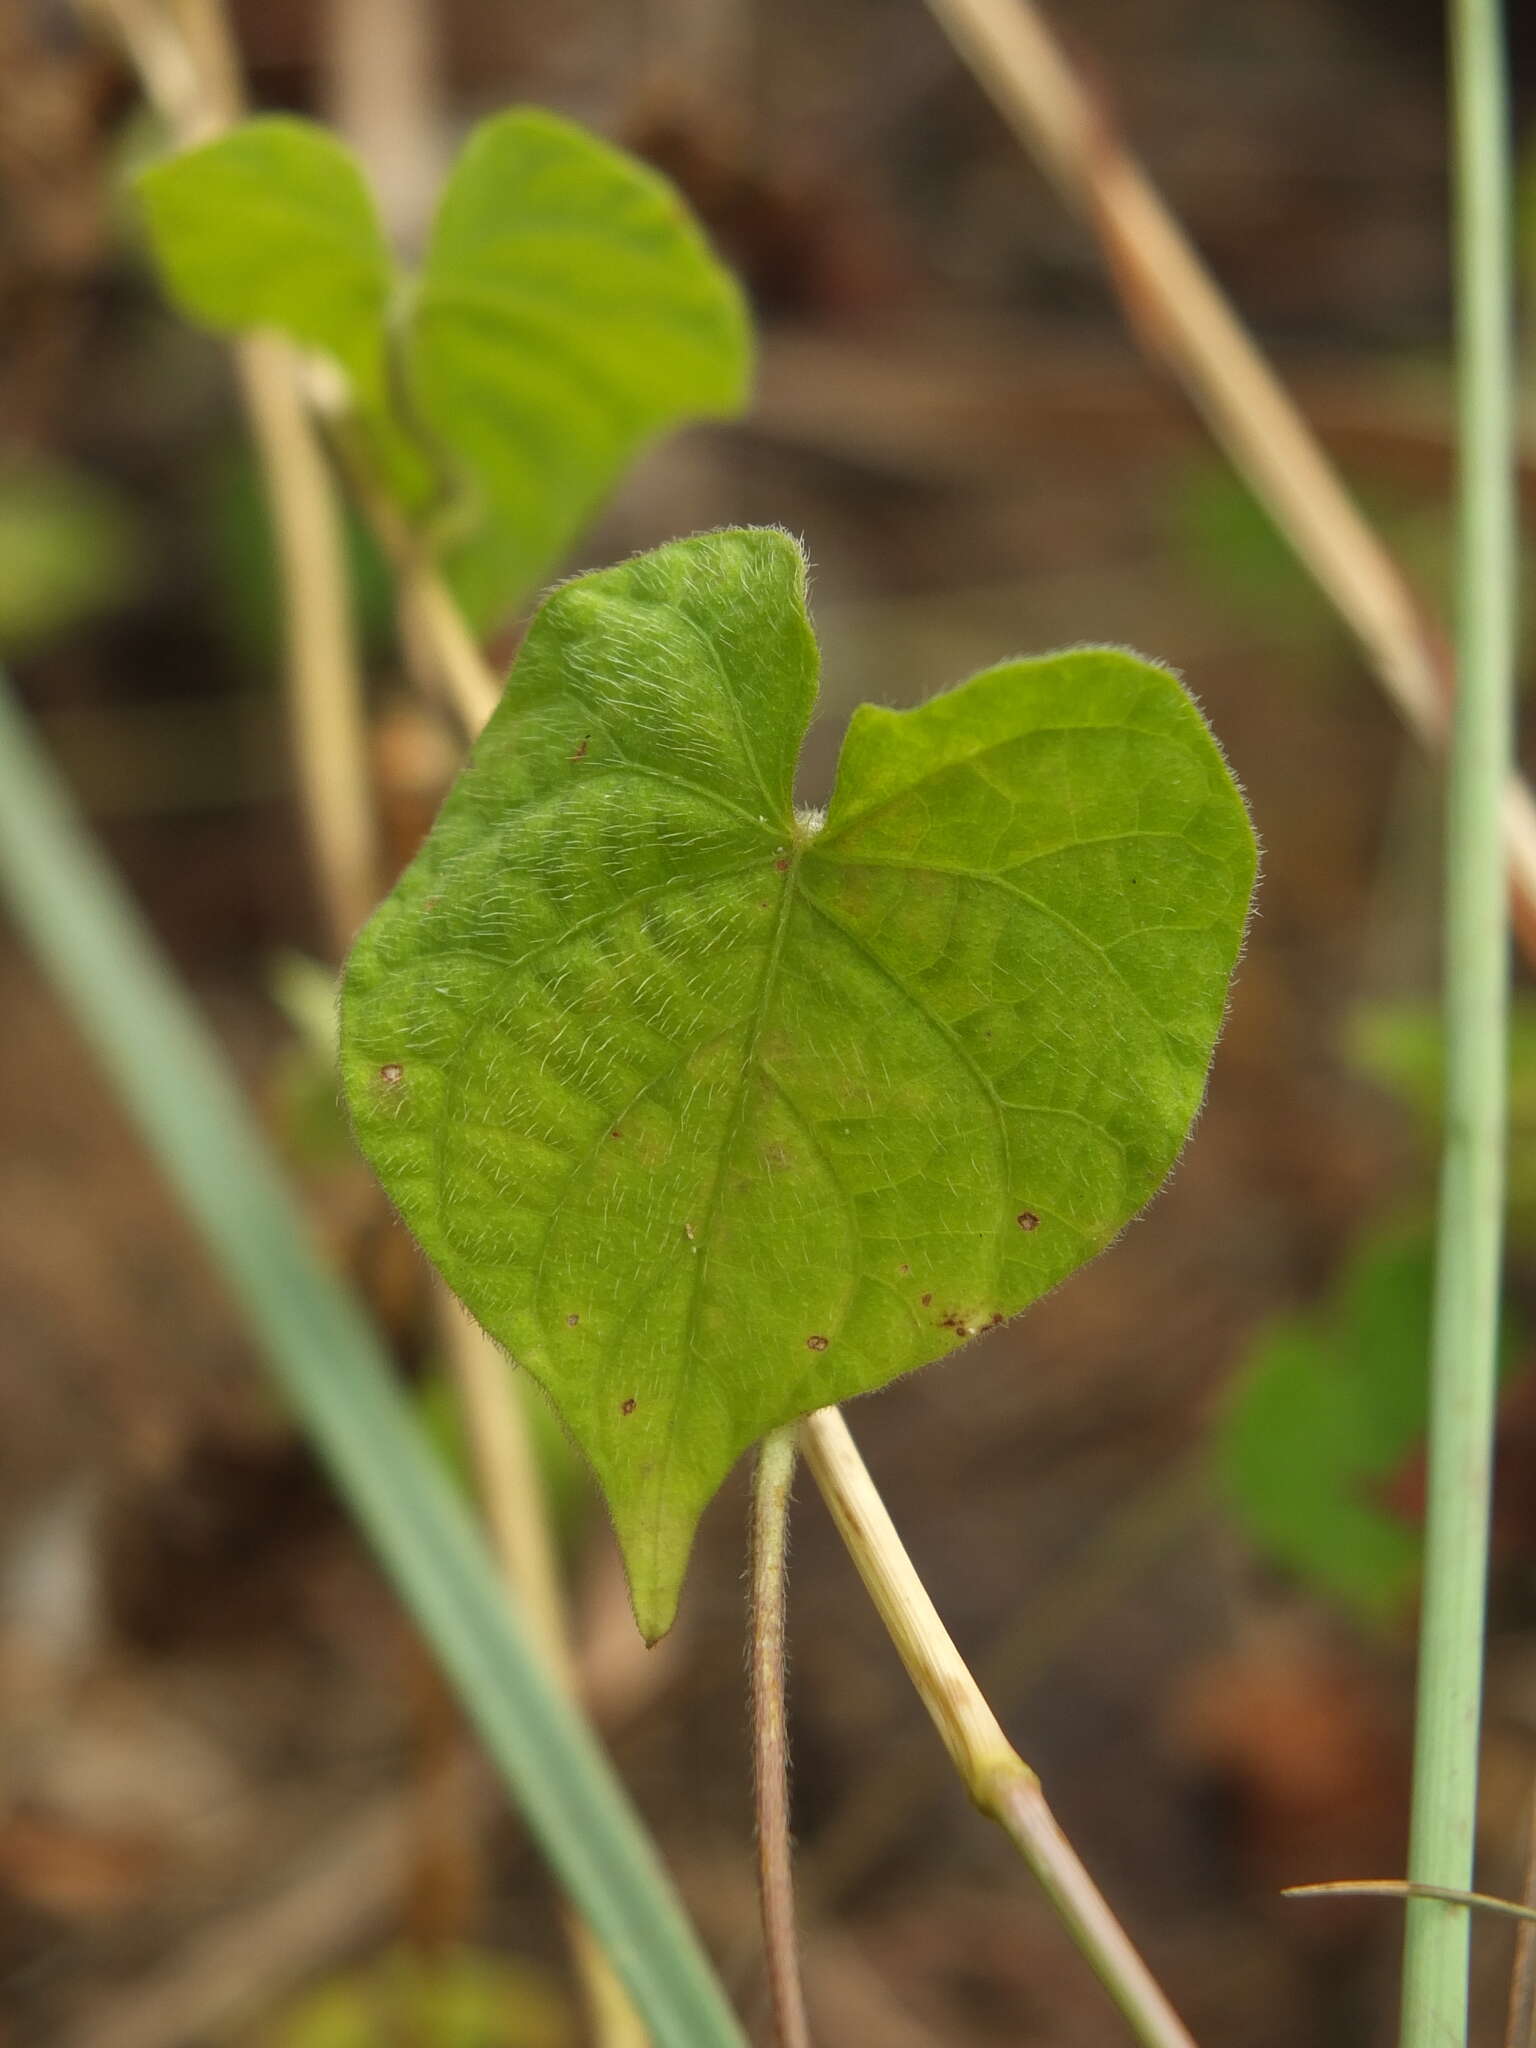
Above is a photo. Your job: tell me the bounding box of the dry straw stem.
[90,0,381,956]
[751,1427,813,2048]
[1287,1881,1536,1929]
[800,1407,1198,2048]
[920,0,1536,951]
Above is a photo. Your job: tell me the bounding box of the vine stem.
[1399,1,1517,2043]
[751,1427,812,2048]
[918,0,1536,957]
[324,445,498,735]
[232,339,380,950]
[799,1407,1197,2048]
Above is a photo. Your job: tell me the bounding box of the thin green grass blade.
[1399,1,1518,2042]
[0,672,746,2048]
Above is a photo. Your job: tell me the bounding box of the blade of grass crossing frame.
[0,672,746,2048]
[1399,1,1518,2044]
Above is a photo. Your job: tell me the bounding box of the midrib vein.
[646,840,805,1583]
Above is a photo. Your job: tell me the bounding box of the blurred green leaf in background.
[256,1948,573,2048]
[1217,1229,1524,1625]
[0,460,141,654]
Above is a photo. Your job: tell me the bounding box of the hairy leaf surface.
[138,111,750,621]
[342,529,1256,1638]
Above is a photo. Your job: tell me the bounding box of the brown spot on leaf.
[621,1397,637,1416]
[920,1293,932,1307]
[610,1128,622,1140]
[570,736,589,762]
[773,859,789,873]
[566,1313,580,1327]
[898,1263,910,1275]
[806,1335,829,1352]
[1017,1211,1040,1232]
[378,1063,404,1085]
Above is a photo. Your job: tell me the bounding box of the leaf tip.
[627,1559,685,1649]
[607,1473,715,1646]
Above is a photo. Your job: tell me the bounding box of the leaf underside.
[342,529,1257,1638]
[137,111,751,623]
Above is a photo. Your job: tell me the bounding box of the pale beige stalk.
[232,338,380,949]
[800,1406,1197,2048]
[92,0,381,956]
[1287,1880,1536,1928]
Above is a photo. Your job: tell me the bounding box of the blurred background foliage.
[4,3,1536,2045]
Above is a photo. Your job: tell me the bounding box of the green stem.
[1399,4,1518,2045]
[0,675,745,2048]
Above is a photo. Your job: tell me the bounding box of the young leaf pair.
[139,108,751,625]
[137,101,1255,1642]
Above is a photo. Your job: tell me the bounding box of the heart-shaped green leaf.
[341,529,1256,1639]
[137,111,751,623]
